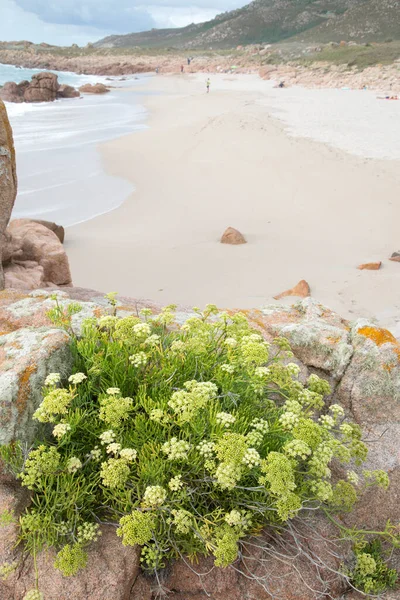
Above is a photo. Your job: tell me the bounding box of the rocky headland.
[0,42,399,92]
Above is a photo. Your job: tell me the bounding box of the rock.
[4,219,72,288]
[13,526,140,600]
[79,83,110,94]
[357,261,382,270]
[23,72,59,102]
[389,251,400,262]
[0,326,73,446]
[57,83,80,99]
[31,219,65,243]
[274,279,311,300]
[337,320,400,426]
[220,227,246,245]
[0,81,25,103]
[261,298,353,378]
[0,101,17,290]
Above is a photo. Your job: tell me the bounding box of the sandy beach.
[65,74,400,335]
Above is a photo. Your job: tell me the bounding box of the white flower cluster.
[150,408,166,423]
[251,418,269,434]
[106,443,122,455]
[67,456,82,473]
[254,367,270,379]
[224,510,242,526]
[330,404,345,420]
[77,521,101,544]
[68,373,87,385]
[170,340,186,353]
[45,373,61,386]
[347,470,359,485]
[143,334,161,347]
[88,446,102,461]
[52,423,71,440]
[23,590,44,600]
[319,415,335,430]
[279,411,300,430]
[129,352,148,368]
[133,323,151,339]
[286,363,301,377]
[215,462,241,489]
[120,448,137,462]
[197,441,215,458]
[310,480,333,502]
[168,475,183,491]
[220,364,235,374]
[106,387,121,396]
[309,444,334,478]
[284,440,311,460]
[162,437,191,461]
[242,448,261,467]
[216,412,236,428]
[99,430,115,445]
[224,337,238,348]
[142,485,167,508]
[98,315,118,329]
[168,381,218,421]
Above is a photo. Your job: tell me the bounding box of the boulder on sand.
[0,100,17,290]
[357,261,382,270]
[4,219,72,289]
[389,251,400,263]
[220,227,247,245]
[274,279,311,300]
[79,83,110,94]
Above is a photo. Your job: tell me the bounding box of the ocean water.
[1,64,148,226]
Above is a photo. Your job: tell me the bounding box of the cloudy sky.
[0,0,248,46]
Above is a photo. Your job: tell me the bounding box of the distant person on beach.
[155,67,159,74]
[181,65,184,73]
[278,81,285,88]
[187,58,191,66]
[206,78,210,93]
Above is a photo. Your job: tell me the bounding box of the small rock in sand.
[357,262,382,270]
[79,83,110,94]
[274,280,311,300]
[389,252,400,263]
[220,227,246,245]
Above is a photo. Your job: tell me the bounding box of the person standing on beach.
[181,65,184,73]
[206,78,210,93]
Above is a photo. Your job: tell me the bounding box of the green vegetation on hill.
[94,0,400,50]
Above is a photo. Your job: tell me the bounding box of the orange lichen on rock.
[358,326,400,360]
[16,363,36,417]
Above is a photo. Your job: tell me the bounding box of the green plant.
[0,303,393,586]
[348,538,398,594]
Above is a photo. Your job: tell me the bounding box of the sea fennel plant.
[0,303,393,593]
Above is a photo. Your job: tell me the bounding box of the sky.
[0,0,248,46]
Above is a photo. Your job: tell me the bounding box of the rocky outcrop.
[0,101,17,291]
[0,72,80,103]
[3,219,72,289]
[79,83,110,94]
[0,290,398,599]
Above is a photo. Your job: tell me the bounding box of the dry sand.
[65,74,400,335]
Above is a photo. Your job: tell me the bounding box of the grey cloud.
[14,0,246,33]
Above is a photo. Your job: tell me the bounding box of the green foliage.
[0,304,392,577]
[348,539,398,594]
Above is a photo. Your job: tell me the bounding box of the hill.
[94,0,400,50]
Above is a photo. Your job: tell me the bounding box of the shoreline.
[65,74,400,335]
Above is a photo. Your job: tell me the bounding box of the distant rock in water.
[79,83,110,94]
[0,72,80,103]
[0,100,17,290]
[274,279,311,300]
[220,227,246,245]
